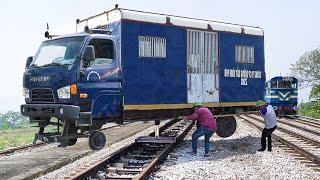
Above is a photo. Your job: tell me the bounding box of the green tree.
[310,85,320,101]
[291,48,320,87]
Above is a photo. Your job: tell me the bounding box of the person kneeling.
[185,102,217,157]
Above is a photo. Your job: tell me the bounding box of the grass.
[0,125,58,150]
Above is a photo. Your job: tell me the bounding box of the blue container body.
[121,20,265,105]
[219,32,265,102]
[121,20,187,105]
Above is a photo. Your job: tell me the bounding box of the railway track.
[65,119,194,180]
[238,115,320,171]
[248,114,320,137]
[1,121,155,180]
[286,115,320,129]
[0,122,126,157]
[0,142,49,157]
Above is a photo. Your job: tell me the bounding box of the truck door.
[77,38,122,117]
[187,30,219,103]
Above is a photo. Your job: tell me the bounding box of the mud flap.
[216,116,237,138]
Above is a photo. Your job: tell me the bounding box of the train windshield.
[31,36,85,67]
[271,80,297,88]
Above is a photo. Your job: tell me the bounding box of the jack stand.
[154,119,160,137]
[135,119,175,144]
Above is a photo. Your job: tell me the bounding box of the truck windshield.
[32,36,85,67]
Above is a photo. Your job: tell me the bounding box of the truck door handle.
[214,62,219,91]
[117,69,122,78]
[187,65,191,90]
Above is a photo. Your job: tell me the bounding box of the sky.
[0,0,319,113]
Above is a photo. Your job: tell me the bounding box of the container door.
[202,32,219,103]
[187,30,219,103]
[187,30,203,103]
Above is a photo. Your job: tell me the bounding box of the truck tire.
[89,131,106,150]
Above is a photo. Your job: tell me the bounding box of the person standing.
[256,100,277,151]
[185,102,217,157]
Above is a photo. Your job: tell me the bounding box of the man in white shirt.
[256,100,277,151]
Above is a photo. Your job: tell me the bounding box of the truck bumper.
[20,104,80,119]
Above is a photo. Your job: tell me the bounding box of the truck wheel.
[67,138,77,146]
[216,116,237,138]
[89,131,106,150]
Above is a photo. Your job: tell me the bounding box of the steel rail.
[287,115,320,127]
[68,118,194,180]
[243,115,320,147]
[284,116,320,130]
[238,115,320,165]
[247,114,320,137]
[0,122,130,157]
[0,142,48,156]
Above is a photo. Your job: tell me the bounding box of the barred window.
[235,45,254,63]
[138,36,166,58]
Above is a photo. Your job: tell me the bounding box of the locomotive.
[264,76,298,116]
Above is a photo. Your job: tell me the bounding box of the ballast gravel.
[151,117,320,180]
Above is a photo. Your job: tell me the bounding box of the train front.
[265,77,298,116]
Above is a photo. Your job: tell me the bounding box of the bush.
[298,101,320,119]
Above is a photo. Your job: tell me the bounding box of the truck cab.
[21,30,122,149]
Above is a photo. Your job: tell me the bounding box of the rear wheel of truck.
[89,131,106,150]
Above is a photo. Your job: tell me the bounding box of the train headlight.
[22,88,30,98]
[57,85,71,99]
[273,106,278,110]
[293,106,298,111]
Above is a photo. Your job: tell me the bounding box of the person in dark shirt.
[185,102,217,157]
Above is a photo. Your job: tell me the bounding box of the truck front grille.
[31,88,54,102]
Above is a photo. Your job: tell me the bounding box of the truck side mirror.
[83,45,95,63]
[26,56,33,68]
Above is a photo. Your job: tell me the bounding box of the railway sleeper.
[107,167,141,175]
[124,154,154,160]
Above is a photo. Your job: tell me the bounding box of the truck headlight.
[57,85,71,99]
[23,88,30,98]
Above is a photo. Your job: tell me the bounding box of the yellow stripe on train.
[124,102,256,110]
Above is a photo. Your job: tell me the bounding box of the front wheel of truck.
[89,131,106,150]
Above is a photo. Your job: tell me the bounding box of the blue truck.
[21,6,265,149]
